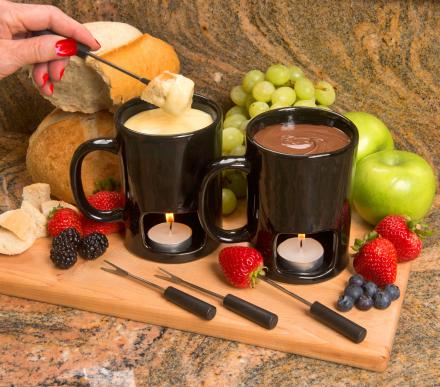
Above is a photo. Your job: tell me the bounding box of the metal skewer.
[156,268,278,329]
[101,261,216,320]
[259,275,367,343]
[32,30,150,85]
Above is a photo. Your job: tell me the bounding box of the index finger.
[10,2,100,50]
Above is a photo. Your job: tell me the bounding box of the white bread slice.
[0,209,35,241]
[32,22,180,113]
[0,228,36,255]
[22,183,51,210]
[27,109,120,204]
[141,71,194,116]
[21,201,48,238]
[41,200,79,218]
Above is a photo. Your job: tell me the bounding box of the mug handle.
[199,157,251,243]
[70,138,123,222]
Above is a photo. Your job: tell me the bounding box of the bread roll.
[32,22,180,113]
[0,228,36,255]
[21,201,48,238]
[26,109,120,204]
[22,183,51,209]
[0,209,35,241]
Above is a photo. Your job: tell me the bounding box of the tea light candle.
[147,213,192,253]
[277,234,324,272]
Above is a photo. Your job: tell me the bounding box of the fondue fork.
[33,30,150,85]
[156,268,278,330]
[259,276,367,343]
[101,260,216,320]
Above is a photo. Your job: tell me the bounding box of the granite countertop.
[1,0,440,385]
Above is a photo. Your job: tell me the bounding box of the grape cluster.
[221,64,337,215]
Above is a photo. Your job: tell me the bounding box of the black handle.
[164,287,217,320]
[70,138,123,222]
[309,302,367,343]
[198,157,251,243]
[32,30,90,58]
[223,294,278,329]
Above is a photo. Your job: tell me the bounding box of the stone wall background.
[0,0,439,174]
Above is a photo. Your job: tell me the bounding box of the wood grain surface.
[0,208,411,372]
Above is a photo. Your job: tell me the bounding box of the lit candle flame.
[298,233,305,248]
[165,213,174,231]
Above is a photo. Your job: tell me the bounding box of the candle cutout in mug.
[277,233,324,272]
[147,213,193,253]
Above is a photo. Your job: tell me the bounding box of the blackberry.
[78,232,109,260]
[50,246,77,269]
[52,228,81,250]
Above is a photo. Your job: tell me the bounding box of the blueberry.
[336,294,354,312]
[363,281,378,298]
[348,274,364,287]
[384,284,400,301]
[374,291,391,309]
[355,295,373,311]
[344,284,363,301]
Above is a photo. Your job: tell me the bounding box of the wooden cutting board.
[0,206,410,372]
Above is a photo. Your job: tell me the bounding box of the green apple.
[352,150,436,225]
[344,112,394,162]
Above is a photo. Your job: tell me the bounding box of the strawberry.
[87,191,124,211]
[81,216,122,236]
[375,215,430,262]
[352,232,397,286]
[47,208,83,237]
[82,191,125,236]
[219,246,266,288]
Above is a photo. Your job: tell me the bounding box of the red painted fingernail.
[95,39,101,48]
[49,83,54,94]
[42,73,49,87]
[59,68,65,81]
[55,38,77,56]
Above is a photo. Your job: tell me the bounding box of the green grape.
[225,105,247,118]
[265,64,290,86]
[222,188,237,215]
[271,86,296,105]
[294,100,316,107]
[230,144,246,156]
[249,101,269,118]
[224,171,247,198]
[294,77,315,100]
[239,119,250,132]
[288,65,304,82]
[242,69,265,93]
[252,81,275,102]
[317,105,332,110]
[222,127,244,152]
[315,80,336,106]
[230,85,248,106]
[270,102,290,110]
[223,114,247,130]
[245,95,256,110]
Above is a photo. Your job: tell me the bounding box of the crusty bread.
[0,209,35,241]
[141,71,195,116]
[27,109,120,204]
[41,200,79,217]
[32,22,180,113]
[0,228,36,255]
[21,201,47,238]
[22,183,51,210]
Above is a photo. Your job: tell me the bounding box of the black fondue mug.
[199,107,359,283]
[70,95,223,262]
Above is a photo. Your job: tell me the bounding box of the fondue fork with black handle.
[156,268,278,330]
[101,261,216,320]
[259,276,367,343]
[32,30,150,85]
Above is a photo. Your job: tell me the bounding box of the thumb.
[11,35,78,67]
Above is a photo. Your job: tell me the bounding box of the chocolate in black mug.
[70,95,223,262]
[199,107,359,283]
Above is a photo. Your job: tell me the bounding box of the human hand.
[0,0,100,95]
